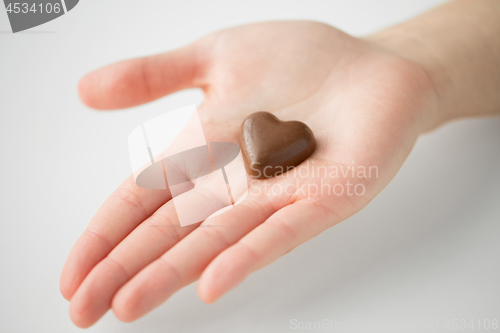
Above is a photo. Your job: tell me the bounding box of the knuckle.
[110,187,148,216]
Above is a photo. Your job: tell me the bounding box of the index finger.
[59,176,171,301]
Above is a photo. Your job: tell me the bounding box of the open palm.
[60,21,437,327]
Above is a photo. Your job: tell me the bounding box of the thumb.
[78,43,205,110]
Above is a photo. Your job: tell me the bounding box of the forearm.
[368,0,500,130]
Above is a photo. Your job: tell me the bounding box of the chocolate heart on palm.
[239,111,316,179]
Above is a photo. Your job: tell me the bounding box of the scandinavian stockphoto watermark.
[128,105,379,227]
[289,318,499,331]
[248,160,378,199]
[3,0,79,33]
[128,105,249,227]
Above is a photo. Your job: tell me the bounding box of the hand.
[60,21,438,327]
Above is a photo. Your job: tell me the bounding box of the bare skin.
[60,0,500,328]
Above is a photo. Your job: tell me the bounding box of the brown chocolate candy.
[239,111,316,179]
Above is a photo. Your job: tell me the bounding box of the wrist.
[366,28,453,133]
[367,0,500,131]
[363,29,446,133]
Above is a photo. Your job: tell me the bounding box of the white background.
[1,0,499,332]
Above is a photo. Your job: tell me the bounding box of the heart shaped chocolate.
[239,111,316,179]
